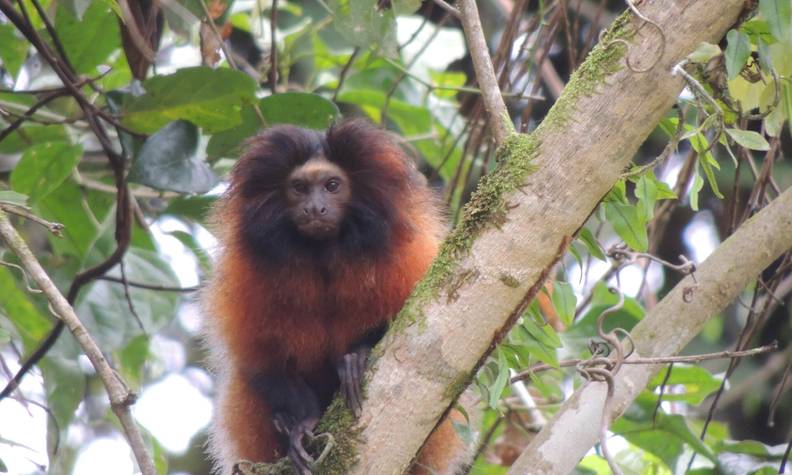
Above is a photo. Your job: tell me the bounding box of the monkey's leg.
[211,370,283,473]
[257,373,322,475]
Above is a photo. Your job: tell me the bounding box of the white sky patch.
[151,335,187,373]
[683,211,720,262]
[179,300,204,335]
[0,397,48,474]
[133,373,213,454]
[150,217,201,288]
[72,436,135,475]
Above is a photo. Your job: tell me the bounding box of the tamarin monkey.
[203,120,470,474]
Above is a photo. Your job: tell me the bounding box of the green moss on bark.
[392,133,540,332]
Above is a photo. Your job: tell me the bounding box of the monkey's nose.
[304,206,327,218]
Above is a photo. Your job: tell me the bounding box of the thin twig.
[510,343,779,382]
[0,203,64,236]
[431,0,460,18]
[269,0,279,93]
[198,0,238,70]
[332,47,360,102]
[118,0,157,63]
[119,260,146,333]
[458,0,515,146]
[98,275,200,292]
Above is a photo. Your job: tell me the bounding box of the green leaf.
[207,93,340,159]
[122,67,257,134]
[54,0,120,74]
[260,93,340,129]
[429,70,467,99]
[716,440,789,457]
[168,229,212,275]
[725,128,771,151]
[116,334,150,388]
[36,181,112,259]
[742,19,776,45]
[488,349,510,408]
[648,365,722,405]
[688,42,721,63]
[551,281,576,327]
[690,169,704,211]
[40,356,85,438]
[0,124,69,155]
[75,248,180,351]
[0,327,9,345]
[604,201,648,251]
[206,104,261,159]
[615,410,717,466]
[725,30,751,80]
[0,190,28,206]
[60,0,92,19]
[0,266,52,346]
[577,227,606,261]
[517,321,560,368]
[337,90,432,136]
[10,142,82,203]
[0,23,27,77]
[330,0,397,53]
[163,195,217,223]
[469,462,508,475]
[129,120,218,194]
[635,173,658,222]
[690,134,724,199]
[759,0,792,44]
[698,155,724,199]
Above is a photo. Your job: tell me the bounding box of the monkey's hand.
[336,346,370,417]
[259,373,322,475]
[273,413,319,475]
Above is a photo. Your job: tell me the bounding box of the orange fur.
[202,121,469,474]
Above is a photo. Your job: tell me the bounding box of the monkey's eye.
[325,179,340,193]
[292,180,308,194]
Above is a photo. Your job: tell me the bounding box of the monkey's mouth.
[296,219,339,239]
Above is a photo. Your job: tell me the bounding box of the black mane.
[229,121,414,268]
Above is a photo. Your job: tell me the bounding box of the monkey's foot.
[274,414,318,475]
[336,347,370,417]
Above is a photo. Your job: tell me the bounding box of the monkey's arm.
[255,373,321,475]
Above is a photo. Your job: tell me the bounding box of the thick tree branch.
[343,1,748,473]
[509,185,792,474]
[0,210,156,475]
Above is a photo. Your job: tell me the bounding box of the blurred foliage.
[0,0,791,474]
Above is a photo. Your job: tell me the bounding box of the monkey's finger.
[348,355,363,417]
[288,446,314,475]
[338,365,350,411]
[291,429,315,465]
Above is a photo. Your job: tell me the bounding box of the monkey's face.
[284,155,351,240]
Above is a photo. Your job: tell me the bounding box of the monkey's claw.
[274,414,318,475]
[337,347,370,417]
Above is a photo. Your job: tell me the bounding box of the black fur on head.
[229,119,416,266]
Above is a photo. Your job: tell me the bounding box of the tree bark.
[347,1,748,474]
[508,185,792,475]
